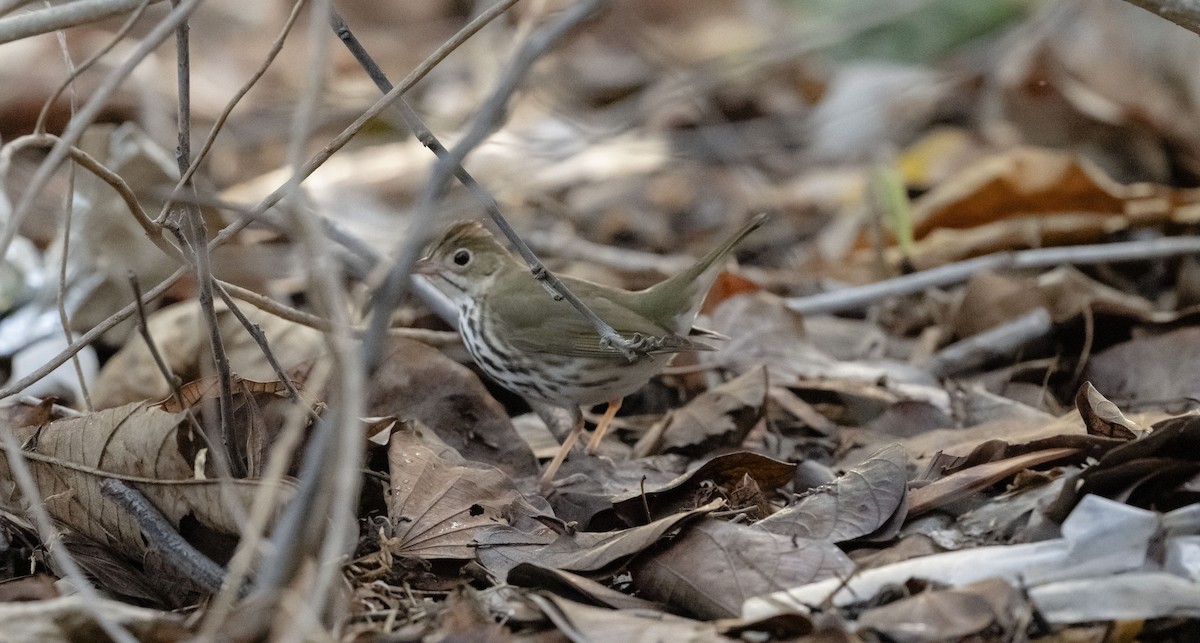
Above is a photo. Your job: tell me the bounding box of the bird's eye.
[452,249,471,266]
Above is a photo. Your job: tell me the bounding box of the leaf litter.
[4,0,1200,641]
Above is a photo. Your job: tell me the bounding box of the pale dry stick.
[0,0,499,402]
[925,307,1054,378]
[154,0,308,225]
[168,0,242,478]
[48,18,94,411]
[128,273,217,459]
[786,235,1200,315]
[211,282,303,403]
[0,0,165,43]
[0,0,201,263]
[196,0,521,257]
[270,0,367,627]
[34,0,152,135]
[0,134,182,261]
[195,359,335,642]
[0,429,139,643]
[218,279,459,345]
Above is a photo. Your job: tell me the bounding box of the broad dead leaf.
[609,452,796,527]
[368,337,537,477]
[1075,381,1146,440]
[92,299,325,409]
[756,444,908,542]
[0,402,295,604]
[528,593,730,643]
[858,578,1023,641]
[636,366,767,457]
[387,428,546,560]
[475,499,722,578]
[507,563,663,611]
[908,447,1081,517]
[632,518,853,619]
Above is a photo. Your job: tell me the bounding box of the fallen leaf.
[908,447,1080,517]
[635,366,767,457]
[387,429,546,560]
[756,444,908,542]
[0,403,295,605]
[475,499,721,578]
[369,337,538,477]
[632,518,853,619]
[608,452,796,526]
[1075,381,1146,440]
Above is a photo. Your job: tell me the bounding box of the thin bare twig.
[156,0,308,225]
[34,0,152,135]
[1,0,201,264]
[0,0,165,43]
[925,307,1054,378]
[218,278,458,345]
[211,283,302,402]
[0,134,180,261]
[0,0,481,403]
[787,236,1200,315]
[1121,0,1200,36]
[246,1,364,632]
[168,0,241,477]
[49,20,93,411]
[100,479,229,594]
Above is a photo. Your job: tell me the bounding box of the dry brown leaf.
[910,147,1198,239]
[92,300,325,409]
[756,444,908,543]
[1084,327,1200,406]
[0,402,295,604]
[907,447,1081,517]
[368,337,537,477]
[1075,381,1146,440]
[609,452,796,527]
[386,428,545,560]
[704,291,828,379]
[528,593,730,643]
[631,518,853,619]
[636,366,767,457]
[475,499,721,578]
[1047,413,1200,520]
[858,577,1023,641]
[507,563,663,611]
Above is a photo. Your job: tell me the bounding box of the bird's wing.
[486,277,701,358]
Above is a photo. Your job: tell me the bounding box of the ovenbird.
[416,214,765,491]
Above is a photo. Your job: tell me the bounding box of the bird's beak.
[413,257,436,276]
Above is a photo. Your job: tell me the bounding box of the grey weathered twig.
[167,0,242,477]
[0,0,201,280]
[331,1,660,366]
[99,479,230,595]
[0,0,165,44]
[787,235,1200,315]
[924,307,1055,378]
[1121,0,1200,36]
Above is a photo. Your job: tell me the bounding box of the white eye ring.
[452,249,471,266]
